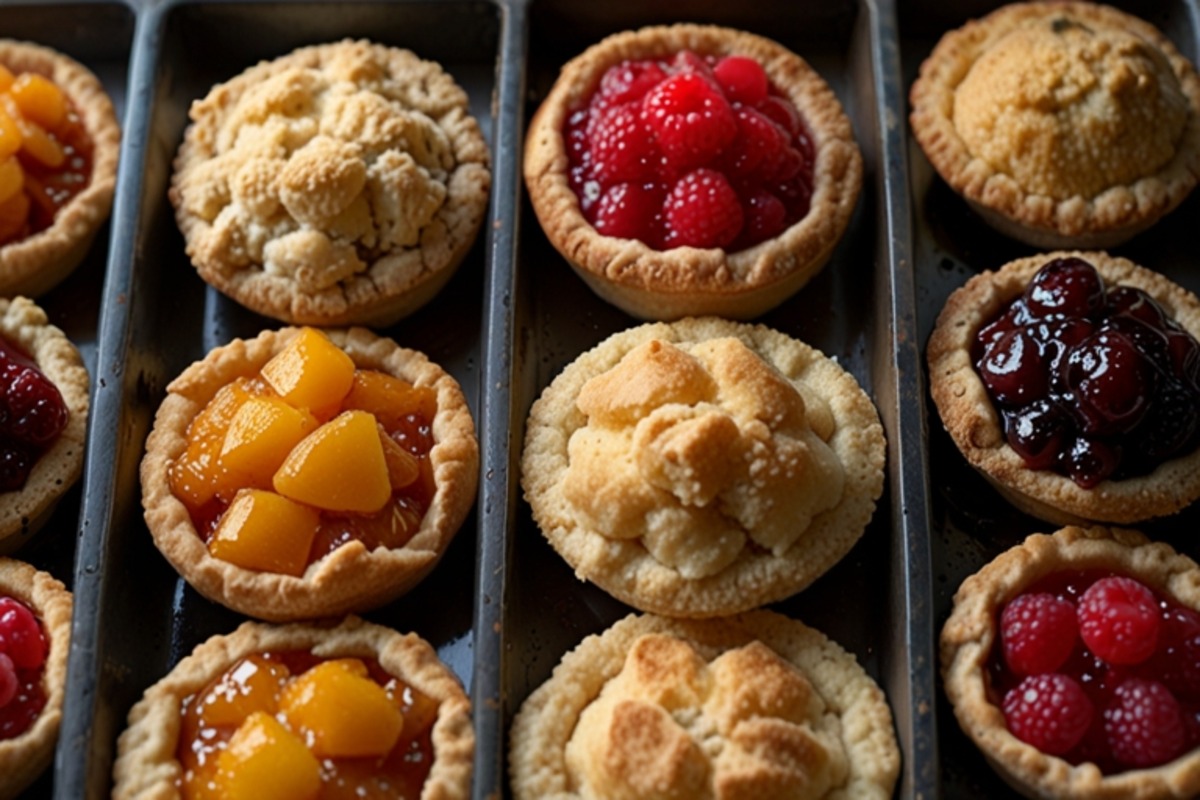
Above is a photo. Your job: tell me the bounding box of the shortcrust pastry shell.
[928,250,1200,526]
[170,39,490,327]
[509,610,900,800]
[909,2,1200,249]
[0,297,89,553]
[0,557,72,800]
[941,526,1200,800]
[112,616,474,800]
[521,317,885,618]
[524,24,862,320]
[0,39,120,298]
[140,326,478,621]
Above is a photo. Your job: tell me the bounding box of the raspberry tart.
[171,39,490,327]
[510,610,899,800]
[928,251,1200,525]
[0,39,120,297]
[112,616,473,800]
[0,296,89,553]
[942,526,1200,799]
[0,557,72,799]
[524,24,862,320]
[910,2,1200,249]
[140,326,478,621]
[521,317,885,617]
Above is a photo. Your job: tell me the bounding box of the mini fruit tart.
[510,610,900,800]
[928,251,1200,526]
[0,296,89,553]
[140,326,478,621]
[171,38,491,327]
[0,557,72,800]
[910,2,1200,249]
[524,24,862,320]
[112,616,473,800]
[0,39,120,297]
[521,317,885,617]
[942,526,1200,799]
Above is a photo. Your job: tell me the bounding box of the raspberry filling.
[990,570,1200,773]
[567,50,815,251]
[177,650,438,800]
[972,256,1200,488]
[0,595,49,741]
[0,335,69,492]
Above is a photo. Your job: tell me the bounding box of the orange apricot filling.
[169,329,438,575]
[177,651,439,800]
[0,64,93,245]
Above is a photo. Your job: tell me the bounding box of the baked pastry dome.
[171,39,490,327]
[928,250,1200,526]
[0,296,89,553]
[909,1,1200,249]
[0,39,120,298]
[140,326,478,621]
[0,557,72,800]
[510,611,899,800]
[524,24,862,320]
[112,616,473,800]
[941,526,1200,799]
[521,317,885,618]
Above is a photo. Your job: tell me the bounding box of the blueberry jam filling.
[972,257,1200,488]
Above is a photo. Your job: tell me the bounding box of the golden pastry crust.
[910,1,1200,249]
[927,250,1200,526]
[140,326,478,621]
[510,611,899,800]
[0,39,120,298]
[0,558,72,800]
[0,297,89,553]
[111,616,473,800]
[171,39,490,327]
[524,24,862,320]
[941,526,1200,800]
[522,317,885,618]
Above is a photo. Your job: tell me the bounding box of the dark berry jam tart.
[0,557,72,799]
[910,2,1200,249]
[942,526,1200,799]
[0,296,88,553]
[928,251,1200,526]
[524,24,862,320]
[0,39,120,298]
[140,326,478,621]
[112,616,473,800]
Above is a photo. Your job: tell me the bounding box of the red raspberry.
[723,107,787,180]
[662,169,743,249]
[757,95,803,139]
[596,59,669,108]
[739,191,787,246]
[713,55,769,105]
[0,654,15,707]
[594,183,664,246]
[1103,678,1186,767]
[1138,606,1200,701]
[669,51,715,78]
[642,73,737,172]
[589,103,661,184]
[1002,673,1094,755]
[1078,576,1161,665]
[0,597,46,670]
[1001,593,1079,676]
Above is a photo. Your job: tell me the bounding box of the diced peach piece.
[260,328,355,416]
[343,371,437,431]
[387,678,440,744]
[0,65,14,93]
[279,659,403,759]
[273,410,391,513]
[209,489,321,576]
[0,156,23,204]
[213,712,321,800]
[0,111,20,160]
[9,73,65,130]
[15,114,63,168]
[379,424,419,490]
[0,190,27,244]
[219,396,319,489]
[170,380,257,510]
[195,654,291,730]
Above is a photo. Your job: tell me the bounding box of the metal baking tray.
[899,0,1200,797]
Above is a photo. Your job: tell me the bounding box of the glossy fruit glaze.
[990,569,1200,773]
[0,335,69,492]
[566,50,815,251]
[0,595,48,740]
[973,257,1200,487]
